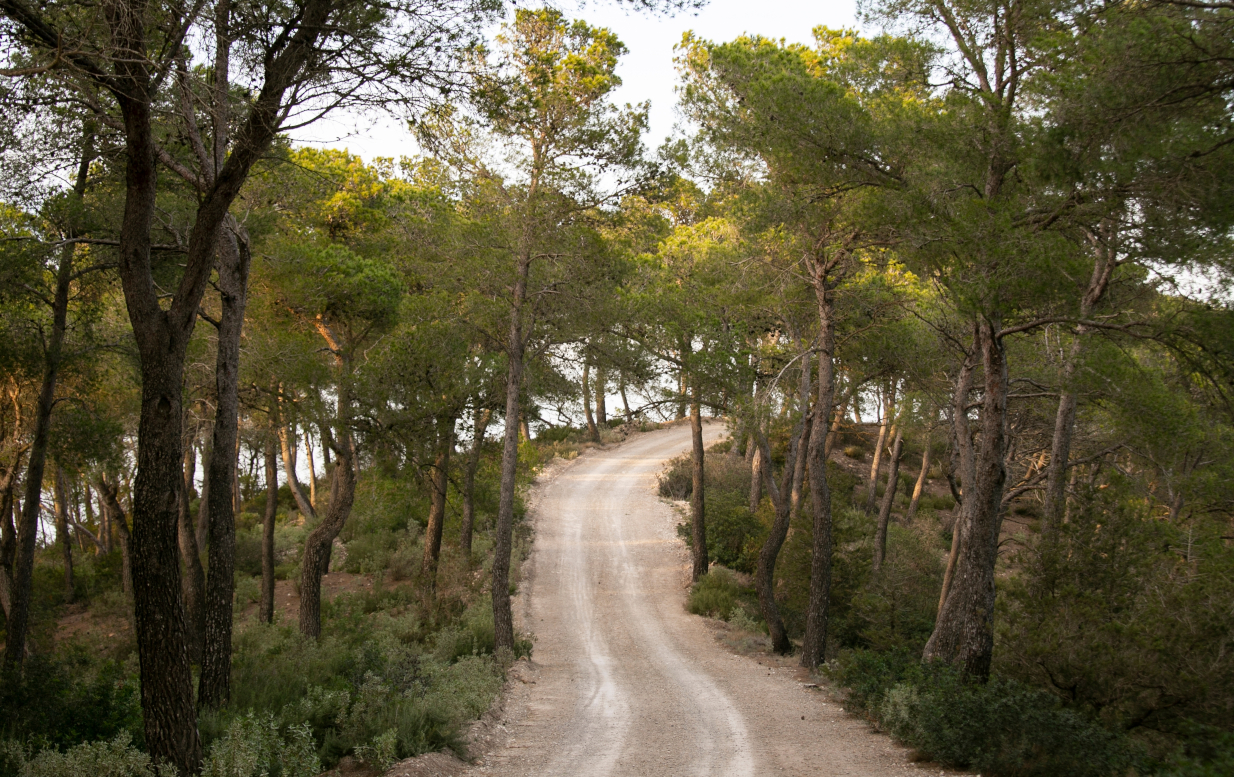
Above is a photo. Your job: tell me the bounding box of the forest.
[0,0,1231,775]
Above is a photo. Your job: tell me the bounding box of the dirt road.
[471,422,929,777]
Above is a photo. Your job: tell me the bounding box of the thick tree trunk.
[299,429,356,638]
[864,389,894,514]
[421,416,454,598]
[582,360,598,442]
[872,425,904,573]
[199,222,250,709]
[177,445,206,663]
[905,439,932,524]
[492,256,530,655]
[54,466,74,602]
[923,318,1009,680]
[460,406,490,559]
[689,389,708,582]
[260,433,278,624]
[801,266,838,670]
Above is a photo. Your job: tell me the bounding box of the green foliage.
[850,524,942,653]
[831,650,1136,777]
[0,655,142,751]
[201,715,319,777]
[997,491,1234,743]
[0,733,165,777]
[687,568,757,623]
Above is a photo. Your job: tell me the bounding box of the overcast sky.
[292,0,862,161]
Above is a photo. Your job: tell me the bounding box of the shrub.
[657,454,692,500]
[849,524,943,653]
[0,733,165,777]
[202,714,319,777]
[687,568,748,621]
[0,654,142,751]
[830,650,1135,777]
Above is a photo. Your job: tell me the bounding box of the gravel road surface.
[467,422,939,777]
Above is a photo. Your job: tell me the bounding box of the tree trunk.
[492,255,530,655]
[299,428,356,638]
[689,388,708,582]
[304,429,317,512]
[801,262,838,670]
[620,379,631,422]
[1043,239,1116,529]
[199,221,250,710]
[177,440,206,663]
[595,367,607,427]
[53,466,75,602]
[5,133,91,667]
[278,413,316,521]
[0,454,21,618]
[864,388,894,514]
[755,361,811,655]
[936,347,976,630]
[822,397,846,460]
[582,360,598,442]
[748,445,763,513]
[872,425,904,574]
[260,433,277,624]
[461,406,491,559]
[923,318,1009,680]
[421,415,454,598]
[905,438,932,524]
[97,477,133,596]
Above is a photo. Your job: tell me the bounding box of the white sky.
[292,0,861,161]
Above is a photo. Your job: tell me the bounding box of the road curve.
[474,422,927,777]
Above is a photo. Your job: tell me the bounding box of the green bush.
[687,568,751,621]
[0,733,164,777]
[0,654,142,751]
[202,714,319,777]
[831,650,1136,777]
[657,454,692,500]
[849,524,943,653]
[879,670,1135,777]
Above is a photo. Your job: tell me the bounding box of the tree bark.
[199,220,251,710]
[923,318,1009,680]
[595,366,607,427]
[303,428,317,512]
[53,465,75,602]
[936,347,976,627]
[748,445,763,514]
[421,415,454,598]
[5,131,91,667]
[619,379,631,422]
[689,388,708,582]
[905,438,932,524]
[582,359,598,442]
[755,357,811,655]
[0,452,21,618]
[801,261,838,670]
[299,430,357,638]
[97,477,133,596]
[1043,237,1116,529]
[460,406,490,559]
[260,432,277,624]
[492,254,530,655]
[872,425,904,573]
[278,412,316,521]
